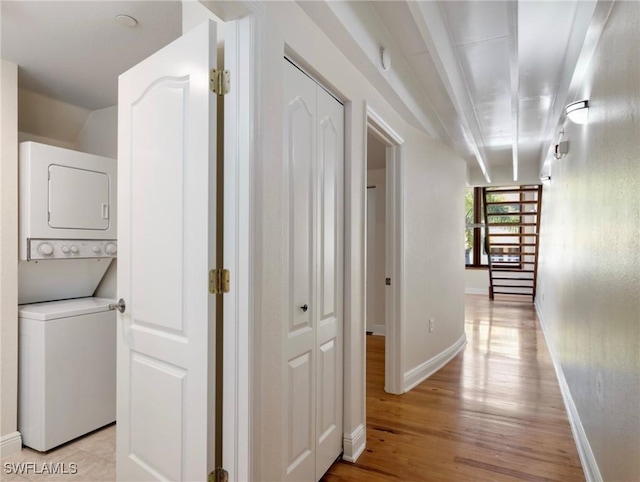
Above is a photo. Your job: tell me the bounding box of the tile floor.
[1,424,115,481]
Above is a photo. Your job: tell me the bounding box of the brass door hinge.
[208,467,229,482]
[209,268,230,294]
[210,69,230,95]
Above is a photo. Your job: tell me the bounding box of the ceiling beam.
[507,1,519,182]
[406,1,492,183]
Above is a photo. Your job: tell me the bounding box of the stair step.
[488,243,537,247]
[493,284,534,288]
[486,211,537,217]
[492,291,534,296]
[485,201,538,206]
[485,188,540,194]
[487,222,538,227]
[492,276,534,281]
[488,233,538,237]
[489,251,536,256]
[492,269,535,273]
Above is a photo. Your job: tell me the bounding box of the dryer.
[18,141,117,304]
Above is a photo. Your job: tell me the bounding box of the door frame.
[365,105,405,395]
[203,2,265,481]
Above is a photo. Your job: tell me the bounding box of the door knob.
[109,299,126,313]
[300,304,308,312]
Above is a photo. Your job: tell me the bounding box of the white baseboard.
[342,424,365,463]
[535,302,602,482]
[403,333,467,393]
[0,431,22,459]
[465,288,487,295]
[372,324,386,336]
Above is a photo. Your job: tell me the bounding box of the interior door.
[366,188,377,333]
[116,20,217,481]
[314,85,344,480]
[283,59,344,482]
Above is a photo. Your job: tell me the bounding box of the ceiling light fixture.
[565,100,589,124]
[115,14,138,28]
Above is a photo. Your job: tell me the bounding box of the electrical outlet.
[429,318,434,333]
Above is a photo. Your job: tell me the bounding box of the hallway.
[325,295,584,481]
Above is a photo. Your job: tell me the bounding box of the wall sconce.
[565,100,589,124]
[554,140,569,160]
[540,175,551,183]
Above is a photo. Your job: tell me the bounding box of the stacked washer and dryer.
[18,142,117,452]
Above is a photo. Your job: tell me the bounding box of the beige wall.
[0,59,20,456]
[536,2,640,480]
[18,88,90,144]
[255,2,466,478]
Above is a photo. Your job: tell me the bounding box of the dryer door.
[48,165,110,230]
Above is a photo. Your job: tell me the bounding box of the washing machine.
[18,297,116,452]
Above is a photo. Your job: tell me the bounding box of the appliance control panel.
[28,239,117,261]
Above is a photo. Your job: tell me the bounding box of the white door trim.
[221,15,256,482]
[365,105,404,395]
[204,2,265,481]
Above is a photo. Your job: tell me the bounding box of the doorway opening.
[365,106,404,396]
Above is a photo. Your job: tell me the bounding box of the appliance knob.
[70,245,79,254]
[105,243,117,255]
[92,245,102,254]
[38,243,54,256]
[61,245,70,254]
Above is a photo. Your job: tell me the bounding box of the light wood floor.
[324,294,584,482]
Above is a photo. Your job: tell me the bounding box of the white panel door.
[366,188,376,333]
[283,59,344,482]
[283,60,317,482]
[314,86,344,480]
[117,21,217,482]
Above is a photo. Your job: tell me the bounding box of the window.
[466,187,522,267]
[465,187,486,267]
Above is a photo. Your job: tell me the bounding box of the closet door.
[283,59,344,482]
[283,60,318,482]
[314,87,344,480]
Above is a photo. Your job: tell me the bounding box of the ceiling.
[1,1,182,110]
[371,0,583,184]
[2,1,609,185]
[300,0,609,185]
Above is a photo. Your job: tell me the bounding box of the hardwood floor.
[324,295,584,481]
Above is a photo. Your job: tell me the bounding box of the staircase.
[482,185,542,301]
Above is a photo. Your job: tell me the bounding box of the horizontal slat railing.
[483,185,543,302]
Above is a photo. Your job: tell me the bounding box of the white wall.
[76,106,118,300]
[0,59,21,457]
[366,169,386,335]
[402,130,465,372]
[76,105,117,159]
[253,3,465,479]
[465,269,488,295]
[536,2,640,481]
